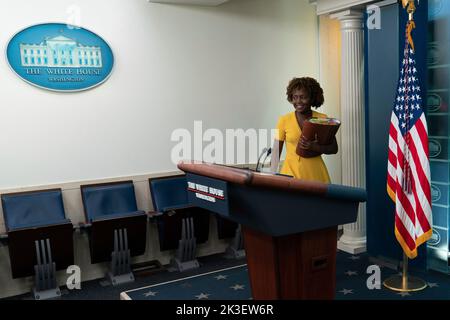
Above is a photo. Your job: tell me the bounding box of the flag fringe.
[387,184,396,202]
[416,229,433,248]
[395,228,433,260]
[395,228,417,259]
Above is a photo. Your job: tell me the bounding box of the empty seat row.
[0,175,239,299]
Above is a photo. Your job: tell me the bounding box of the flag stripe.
[395,123,432,214]
[395,172,416,227]
[395,214,416,250]
[415,116,430,156]
[408,130,432,209]
[395,194,417,239]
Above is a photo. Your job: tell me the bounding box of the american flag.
[386,23,432,259]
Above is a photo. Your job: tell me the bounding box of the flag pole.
[383,253,427,292]
[402,253,408,289]
[383,0,430,294]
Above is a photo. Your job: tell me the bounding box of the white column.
[331,10,367,254]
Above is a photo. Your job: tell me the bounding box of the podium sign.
[186,173,229,216]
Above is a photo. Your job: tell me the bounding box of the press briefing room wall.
[365,0,428,270]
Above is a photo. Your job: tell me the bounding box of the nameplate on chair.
[186,173,229,216]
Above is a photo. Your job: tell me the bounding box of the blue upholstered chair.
[80,180,147,285]
[149,175,210,250]
[149,175,210,271]
[1,188,74,299]
[149,175,237,241]
[81,181,145,224]
[149,176,190,213]
[150,175,243,261]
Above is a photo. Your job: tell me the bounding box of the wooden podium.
[177,162,366,300]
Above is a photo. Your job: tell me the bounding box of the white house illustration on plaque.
[19,35,102,68]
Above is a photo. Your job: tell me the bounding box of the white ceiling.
[148,0,229,6]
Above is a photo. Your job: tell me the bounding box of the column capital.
[330,9,364,20]
[330,9,364,30]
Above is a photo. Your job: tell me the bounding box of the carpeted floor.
[5,253,245,300]
[123,250,450,300]
[122,264,250,300]
[334,251,450,300]
[5,250,450,300]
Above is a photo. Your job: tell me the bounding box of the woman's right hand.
[299,136,317,150]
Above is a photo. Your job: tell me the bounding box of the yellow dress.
[276,111,331,183]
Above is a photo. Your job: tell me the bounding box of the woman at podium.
[270,77,338,183]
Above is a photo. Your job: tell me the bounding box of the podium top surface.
[178,162,366,202]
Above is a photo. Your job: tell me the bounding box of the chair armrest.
[77,222,92,229]
[0,233,8,240]
[147,211,163,218]
[0,233,8,246]
[91,210,146,223]
[147,205,195,219]
[161,204,194,212]
[7,218,72,232]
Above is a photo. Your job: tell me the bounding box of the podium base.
[383,275,427,292]
[243,226,337,299]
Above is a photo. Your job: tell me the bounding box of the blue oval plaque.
[428,229,441,247]
[431,184,442,203]
[6,23,114,92]
[429,139,442,158]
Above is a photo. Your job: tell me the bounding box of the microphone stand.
[255,148,268,172]
[260,148,272,172]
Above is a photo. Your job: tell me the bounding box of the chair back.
[149,176,188,212]
[81,181,139,222]
[2,189,67,231]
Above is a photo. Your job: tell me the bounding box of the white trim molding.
[330,9,364,20]
[311,0,379,15]
[148,0,229,6]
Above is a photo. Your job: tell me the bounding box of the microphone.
[256,148,271,172]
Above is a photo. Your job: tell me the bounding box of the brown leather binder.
[296,118,341,158]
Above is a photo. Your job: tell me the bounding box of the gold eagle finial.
[402,0,418,51]
[402,0,416,21]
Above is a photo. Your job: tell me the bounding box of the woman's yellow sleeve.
[275,116,286,141]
